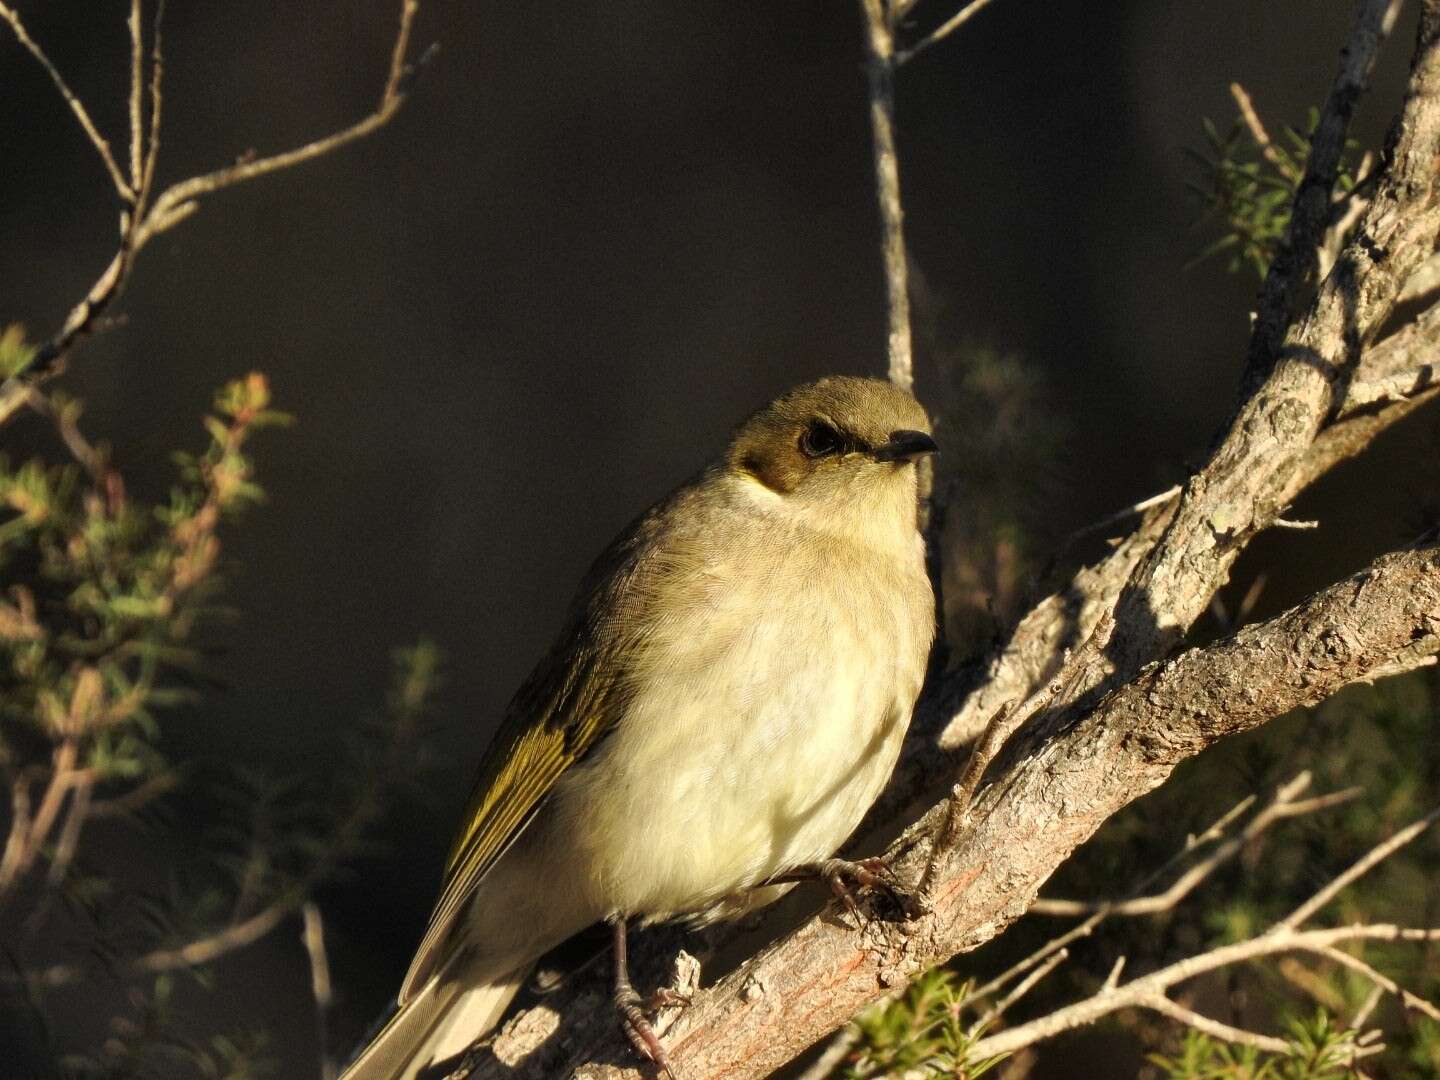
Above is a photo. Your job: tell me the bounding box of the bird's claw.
[616,985,679,1079]
[813,856,918,924]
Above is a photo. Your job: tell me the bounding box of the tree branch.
[0,0,425,419]
[969,798,1440,1062]
[0,2,135,203]
[475,540,1440,1078]
[1238,0,1403,396]
[895,0,1003,66]
[858,0,914,393]
[446,6,1440,1076]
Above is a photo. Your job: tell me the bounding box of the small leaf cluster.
[0,363,289,787]
[1151,1011,1364,1080]
[1187,108,1363,280]
[843,969,1006,1079]
[0,336,441,1078]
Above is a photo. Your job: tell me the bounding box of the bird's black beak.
[872,429,939,462]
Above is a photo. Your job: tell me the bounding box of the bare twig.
[139,0,165,210]
[1030,774,1361,918]
[971,947,1069,1033]
[128,0,145,191]
[1230,83,1302,182]
[0,2,135,202]
[0,0,425,420]
[969,923,1435,1060]
[134,0,422,251]
[966,806,1440,1062]
[1312,945,1440,1023]
[858,0,914,393]
[896,0,1004,65]
[1144,995,1295,1055]
[1050,484,1182,562]
[303,902,338,1080]
[1275,806,1440,931]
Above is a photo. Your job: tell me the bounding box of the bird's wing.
[397,532,651,1002]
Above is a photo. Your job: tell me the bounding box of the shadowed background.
[1,1,1432,1075]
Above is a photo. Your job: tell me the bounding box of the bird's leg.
[611,915,677,1079]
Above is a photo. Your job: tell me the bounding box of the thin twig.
[0,2,135,202]
[1311,944,1440,1023]
[1031,775,1361,917]
[858,0,914,393]
[968,807,1440,1062]
[1229,83,1301,182]
[134,0,422,250]
[969,924,1439,1060]
[970,913,1104,1004]
[1054,484,1182,556]
[1144,994,1294,1055]
[128,0,145,192]
[303,902,338,1080]
[139,0,166,210]
[1352,984,1385,1029]
[896,0,1003,65]
[794,1026,860,1080]
[1275,805,1440,931]
[971,947,1069,1033]
[0,0,424,417]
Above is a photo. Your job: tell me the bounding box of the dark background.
[1,1,1433,1075]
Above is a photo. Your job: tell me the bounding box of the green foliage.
[0,368,287,785]
[0,339,439,1078]
[843,969,1006,1079]
[1187,108,1364,280]
[0,324,36,379]
[1151,1012,1364,1080]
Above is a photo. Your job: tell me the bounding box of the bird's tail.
[338,968,528,1080]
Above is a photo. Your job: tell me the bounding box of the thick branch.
[1239,0,1402,395]
[477,542,1440,1078]
[1105,0,1440,683]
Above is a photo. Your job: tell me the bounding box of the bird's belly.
[547,575,926,920]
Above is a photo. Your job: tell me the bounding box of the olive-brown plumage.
[341,376,937,1080]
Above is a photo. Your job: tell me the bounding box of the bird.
[340,375,938,1080]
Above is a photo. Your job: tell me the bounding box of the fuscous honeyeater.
[341,376,938,1079]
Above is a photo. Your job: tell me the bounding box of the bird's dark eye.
[799,420,844,458]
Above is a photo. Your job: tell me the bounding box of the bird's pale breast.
[547,487,933,921]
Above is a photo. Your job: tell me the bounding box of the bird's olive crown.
[726,376,932,495]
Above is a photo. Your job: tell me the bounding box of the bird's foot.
[648,985,693,1011]
[615,984,678,1079]
[790,856,918,924]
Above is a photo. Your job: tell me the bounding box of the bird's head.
[724,376,936,529]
